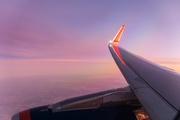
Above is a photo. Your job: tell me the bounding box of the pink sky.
[1,0,180,79]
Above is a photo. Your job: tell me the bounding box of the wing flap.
[134,88,176,120]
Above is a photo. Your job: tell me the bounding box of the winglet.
[112,25,125,43]
[109,25,126,65]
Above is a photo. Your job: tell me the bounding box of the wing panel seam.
[124,60,178,112]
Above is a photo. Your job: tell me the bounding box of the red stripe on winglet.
[20,109,31,120]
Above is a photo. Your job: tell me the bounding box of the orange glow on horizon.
[151,58,180,73]
[0,58,113,63]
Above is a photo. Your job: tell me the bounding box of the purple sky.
[1,0,180,60]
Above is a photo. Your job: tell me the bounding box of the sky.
[1,0,180,120]
[1,0,180,60]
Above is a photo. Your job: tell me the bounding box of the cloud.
[0,66,127,120]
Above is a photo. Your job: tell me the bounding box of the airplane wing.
[109,25,180,120]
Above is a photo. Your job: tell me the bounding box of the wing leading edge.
[109,25,180,120]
